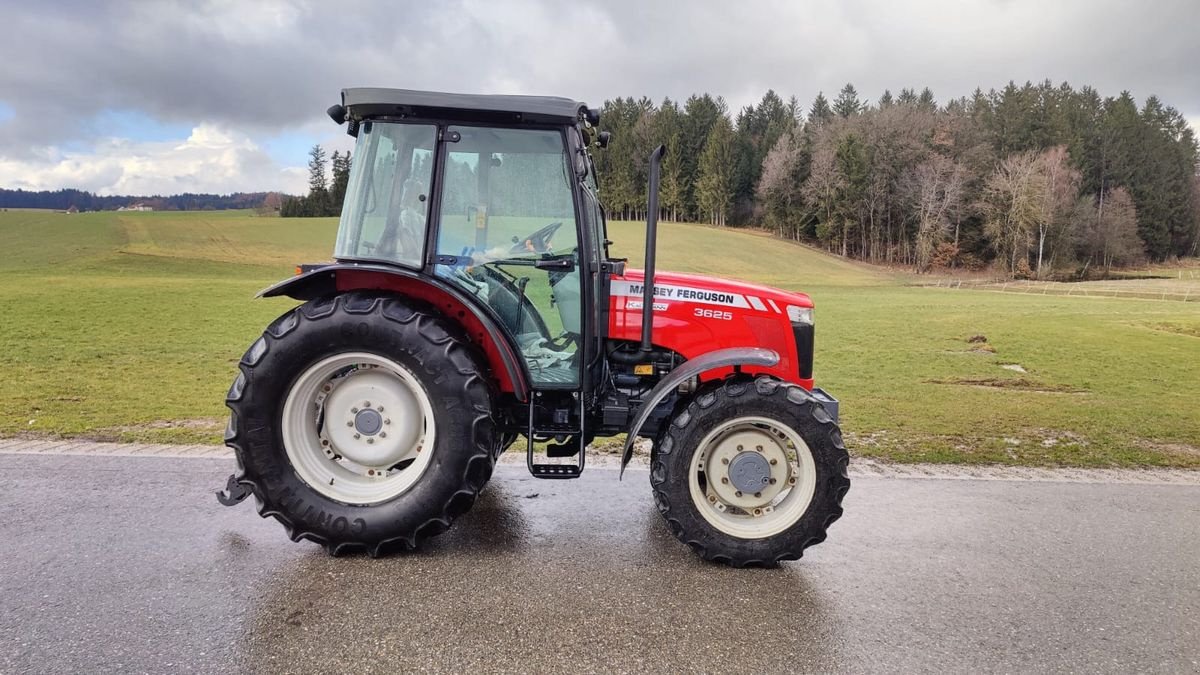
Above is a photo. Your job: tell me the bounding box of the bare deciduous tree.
[903,155,966,273]
[756,131,804,236]
[1074,187,1144,272]
[1034,146,1081,278]
[980,151,1045,277]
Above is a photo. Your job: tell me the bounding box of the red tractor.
[218,88,849,566]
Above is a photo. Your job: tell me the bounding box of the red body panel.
[608,269,814,389]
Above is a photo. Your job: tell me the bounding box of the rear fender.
[619,347,779,477]
[259,264,530,401]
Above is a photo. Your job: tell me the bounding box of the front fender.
[619,347,780,477]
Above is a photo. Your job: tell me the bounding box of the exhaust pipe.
[641,145,667,352]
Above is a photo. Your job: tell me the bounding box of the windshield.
[334,121,437,268]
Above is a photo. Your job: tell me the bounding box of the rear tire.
[225,292,497,556]
[650,376,850,567]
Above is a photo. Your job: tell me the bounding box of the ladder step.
[529,463,583,479]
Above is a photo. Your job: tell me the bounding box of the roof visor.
[338,87,592,125]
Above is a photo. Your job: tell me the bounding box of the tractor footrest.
[529,463,583,479]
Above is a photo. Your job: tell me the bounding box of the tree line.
[595,81,1200,276]
[0,188,283,212]
[280,145,351,217]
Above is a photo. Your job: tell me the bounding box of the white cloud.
[0,124,306,195]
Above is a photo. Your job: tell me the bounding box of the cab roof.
[341,87,591,125]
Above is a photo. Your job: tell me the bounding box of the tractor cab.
[331,106,595,390]
[223,88,847,567]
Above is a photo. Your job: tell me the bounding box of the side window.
[334,122,436,268]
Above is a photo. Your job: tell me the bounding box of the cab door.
[433,125,583,389]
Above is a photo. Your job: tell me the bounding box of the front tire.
[651,376,850,567]
[225,292,497,556]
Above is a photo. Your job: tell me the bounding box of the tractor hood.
[617,268,813,312]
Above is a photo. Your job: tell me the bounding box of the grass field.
[2,209,1198,468]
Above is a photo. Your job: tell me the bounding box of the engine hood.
[619,268,813,310]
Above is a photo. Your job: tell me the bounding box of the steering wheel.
[510,221,563,255]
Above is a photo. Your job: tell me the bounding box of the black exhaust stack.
[641,145,667,352]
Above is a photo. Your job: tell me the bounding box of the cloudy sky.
[1,0,1197,196]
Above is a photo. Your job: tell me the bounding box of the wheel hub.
[728,451,771,493]
[322,368,423,468]
[688,416,819,540]
[354,408,383,436]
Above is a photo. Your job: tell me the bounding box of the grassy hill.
[2,209,1198,467]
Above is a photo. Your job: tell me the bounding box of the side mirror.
[597,131,612,149]
[327,104,347,124]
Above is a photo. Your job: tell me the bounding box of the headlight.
[787,305,813,325]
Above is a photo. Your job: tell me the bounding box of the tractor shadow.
[236,470,846,671]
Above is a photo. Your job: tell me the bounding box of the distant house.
[117,203,153,212]
[66,206,79,214]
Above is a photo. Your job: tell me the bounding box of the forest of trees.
[0,188,282,212]
[280,145,351,217]
[594,81,1200,276]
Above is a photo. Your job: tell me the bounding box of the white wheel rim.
[687,416,817,539]
[281,351,436,505]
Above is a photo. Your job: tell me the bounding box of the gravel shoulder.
[3,438,1198,485]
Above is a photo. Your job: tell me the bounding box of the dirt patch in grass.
[1147,322,1200,338]
[1134,440,1200,459]
[927,377,1085,393]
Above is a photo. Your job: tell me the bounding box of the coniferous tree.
[833,83,863,118]
[696,116,736,226]
[807,93,834,128]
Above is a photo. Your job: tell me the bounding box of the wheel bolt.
[721,458,729,465]
[377,405,384,412]
[789,477,796,485]
[384,419,391,425]
[351,407,359,413]
[380,432,387,438]
[721,477,729,484]
[368,469,375,475]
[367,438,374,444]
[364,401,371,407]
[737,445,743,451]
[769,478,777,484]
[346,421,354,427]
[735,491,743,497]
[321,439,329,446]
[708,495,716,503]
[353,433,361,439]
[322,385,332,392]
[769,458,777,465]
[754,492,762,498]
[753,508,762,516]
[756,445,763,452]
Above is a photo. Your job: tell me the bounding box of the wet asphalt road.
[1,454,1198,674]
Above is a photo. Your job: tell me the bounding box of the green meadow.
[2,209,1198,467]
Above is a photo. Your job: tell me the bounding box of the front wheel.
[650,376,850,567]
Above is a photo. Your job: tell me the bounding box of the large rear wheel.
[651,376,850,567]
[225,292,498,555]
